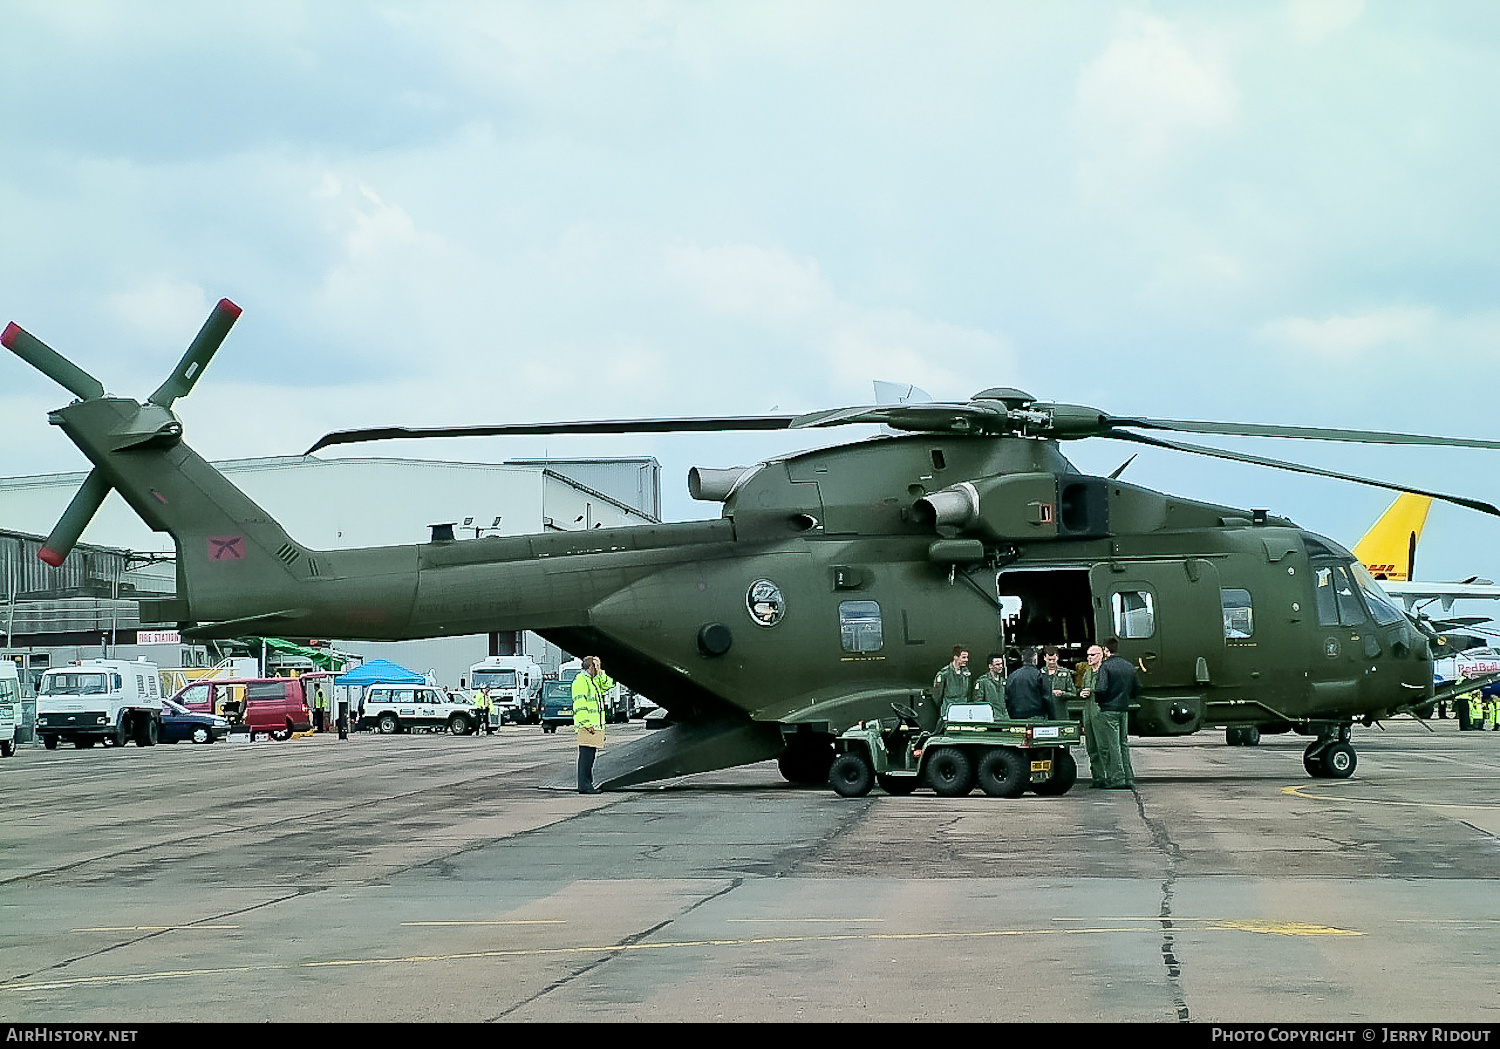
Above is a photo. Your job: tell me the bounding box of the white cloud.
[1260,306,1435,359]
[1073,13,1238,195]
[1286,0,1365,46]
[665,242,833,324]
[107,280,212,348]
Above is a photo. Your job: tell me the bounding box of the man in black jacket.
[1004,648,1050,719]
[1093,637,1138,790]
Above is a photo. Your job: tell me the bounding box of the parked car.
[158,698,231,744]
[173,677,314,741]
[540,680,574,734]
[359,684,479,735]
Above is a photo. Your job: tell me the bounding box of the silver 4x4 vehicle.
[359,684,479,736]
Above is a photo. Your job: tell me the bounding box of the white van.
[0,661,19,757]
[36,658,163,750]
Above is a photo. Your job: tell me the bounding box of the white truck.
[469,656,544,725]
[0,661,19,757]
[36,658,163,749]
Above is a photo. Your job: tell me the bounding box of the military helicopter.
[8,299,1500,788]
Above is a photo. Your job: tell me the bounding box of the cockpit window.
[1314,564,1367,627]
[1350,562,1408,626]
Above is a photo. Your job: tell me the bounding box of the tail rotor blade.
[148,298,242,408]
[2,322,106,401]
[38,469,112,566]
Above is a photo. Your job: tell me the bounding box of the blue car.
[540,681,573,734]
[160,698,231,744]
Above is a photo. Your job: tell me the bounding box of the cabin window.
[1111,590,1156,639]
[1221,589,1254,638]
[839,600,883,653]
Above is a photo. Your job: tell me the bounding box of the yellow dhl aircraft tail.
[1352,492,1432,582]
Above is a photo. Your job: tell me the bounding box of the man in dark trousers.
[1004,648,1050,719]
[1093,637,1138,790]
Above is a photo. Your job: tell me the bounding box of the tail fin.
[5,301,313,629]
[1352,492,1431,581]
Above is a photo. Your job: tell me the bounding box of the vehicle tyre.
[191,726,212,745]
[829,752,875,797]
[877,774,918,796]
[269,727,292,742]
[1322,742,1357,778]
[42,735,58,750]
[1031,750,1078,797]
[134,716,158,747]
[449,713,470,736]
[377,713,400,735]
[976,747,1028,798]
[101,733,118,747]
[0,739,12,758]
[927,748,975,797]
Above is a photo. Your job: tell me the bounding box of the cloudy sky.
[3,0,1500,586]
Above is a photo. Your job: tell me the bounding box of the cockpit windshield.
[1349,562,1409,626]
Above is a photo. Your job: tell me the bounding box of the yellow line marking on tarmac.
[0,921,1360,993]
[72,926,240,933]
[1281,784,1500,809]
[400,920,567,927]
[727,918,886,923]
[1050,917,1359,937]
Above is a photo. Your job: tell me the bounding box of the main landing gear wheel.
[829,753,875,797]
[1303,741,1358,779]
[976,748,1028,798]
[927,748,975,797]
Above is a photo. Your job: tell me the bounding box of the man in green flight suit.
[972,652,1008,722]
[571,656,614,794]
[926,646,971,729]
[1042,645,1077,721]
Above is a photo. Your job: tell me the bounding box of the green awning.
[244,636,353,671]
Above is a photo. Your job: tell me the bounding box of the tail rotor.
[4,298,243,565]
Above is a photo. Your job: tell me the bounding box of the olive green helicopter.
[8,299,1499,788]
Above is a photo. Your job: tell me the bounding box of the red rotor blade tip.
[216,299,242,318]
[38,547,65,567]
[1,322,21,349]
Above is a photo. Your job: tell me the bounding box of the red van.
[172,677,315,741]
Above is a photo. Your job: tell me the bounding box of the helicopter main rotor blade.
[305,415,801,455]
[148,298,242,408]
[1108,431,1500,518]
[1107,416,1500,451]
